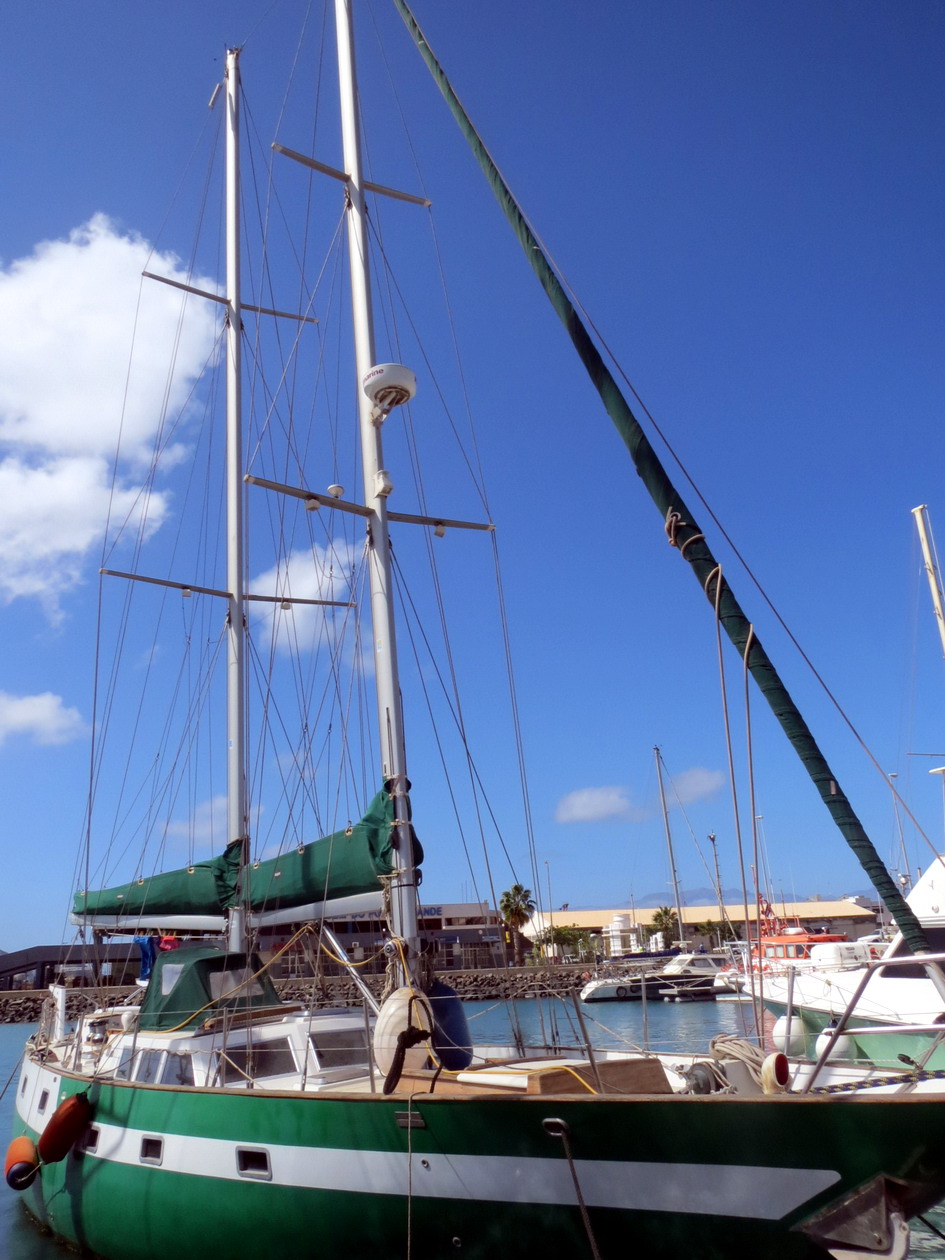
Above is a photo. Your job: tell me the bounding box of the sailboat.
[748,864,945,1070]
[746,510,945,1071]
[9,5,945,1260]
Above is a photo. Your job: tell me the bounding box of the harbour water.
[2,999,944,1257]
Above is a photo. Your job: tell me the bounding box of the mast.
[224,48,249,953]
[333,0,420,971]
[913,505,945,659]
[654,747,685,949]
[708,832,725,944]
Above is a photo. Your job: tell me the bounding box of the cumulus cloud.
[165,794,227,849]
[555,767,724,824]
[555,786,643,824]
[0,690,86,745]
[250,541,360,652]
[0,214,218,615]
[669,767,725,806]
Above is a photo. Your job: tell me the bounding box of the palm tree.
[649,906,679,950]
[499,884,536,967]
[693,919,742,947]
[694,919,721,948]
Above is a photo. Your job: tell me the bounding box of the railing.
[798,950,945,1092]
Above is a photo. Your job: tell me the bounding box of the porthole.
[140,1136,163,1165]
[236,1147,271,1180]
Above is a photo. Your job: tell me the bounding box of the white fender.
[373,987,433,1076]
[771,1015,805,1056]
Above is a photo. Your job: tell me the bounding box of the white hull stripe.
[83,1119,840,1220]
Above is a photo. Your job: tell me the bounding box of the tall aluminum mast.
[654,747,686,949]
[913,505,945,660]
[224,48,249,952]
[334,0,420,970]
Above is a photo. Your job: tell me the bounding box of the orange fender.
[37,1093,92,1164]
[5,1135,39,1190]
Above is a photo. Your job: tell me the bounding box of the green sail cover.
[243,787,421,913]
[72,788,422,920]
[72,843,242,919]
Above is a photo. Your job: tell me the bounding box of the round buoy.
[5,1136,39,1190]
[37,1093,92,1164]
[615,986,628,999]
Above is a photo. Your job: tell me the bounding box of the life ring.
[37,1093,92,1164]
[5,1136,39,1190]
[615,986,628,998]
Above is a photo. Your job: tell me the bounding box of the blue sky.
[0,1,943,950]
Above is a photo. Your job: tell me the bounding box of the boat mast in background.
[654,747,685,948]
[913,504,945,660]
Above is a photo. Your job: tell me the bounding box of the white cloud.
[250,541,360,653]
[165,794,227,848]
[555,767,724,824]
[555,786,643,824]
[0,690,86,745]
[0,214,218,614]
[0,454,158,611]
[669,767,725,806]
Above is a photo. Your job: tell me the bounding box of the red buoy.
[37,1093,92,1164]
[5,1135,39,1190]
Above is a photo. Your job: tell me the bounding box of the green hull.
[14,1058,945,1260]
[763,997,945,1071]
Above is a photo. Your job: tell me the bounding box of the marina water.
[2,1000,944,1257]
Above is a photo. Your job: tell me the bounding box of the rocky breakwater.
[0,966,587,1023]
[279,965,586,1008]
[0,991,101,1025]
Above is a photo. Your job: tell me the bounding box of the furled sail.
[243,788,421,914]
[72,787,422,931]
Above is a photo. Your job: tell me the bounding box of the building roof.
[523,899,877,938]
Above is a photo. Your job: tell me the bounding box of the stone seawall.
[0,966,588,1025]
